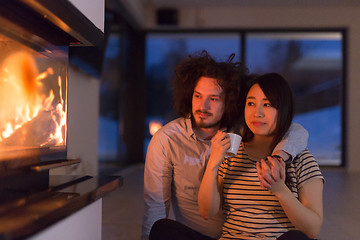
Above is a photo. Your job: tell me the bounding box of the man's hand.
[271,150,291,162]
[256,156,286,193]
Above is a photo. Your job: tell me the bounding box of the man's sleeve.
[272,122,309,161]
[141,132,173,240]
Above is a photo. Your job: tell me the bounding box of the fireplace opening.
[0,31,68,168]
[0,0,104,174]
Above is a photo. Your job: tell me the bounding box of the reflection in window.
[246,32,343,165]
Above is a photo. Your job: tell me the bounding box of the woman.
[198,73,324,239]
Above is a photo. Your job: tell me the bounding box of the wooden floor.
[102,164,360,240]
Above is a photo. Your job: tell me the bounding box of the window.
[98,33,120,163]
[145,30,344,166]
[145,33,241,151]
[246,32,343,165]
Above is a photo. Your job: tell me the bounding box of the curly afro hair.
[172,50,251,130]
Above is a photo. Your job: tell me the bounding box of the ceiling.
[143,0,360,8]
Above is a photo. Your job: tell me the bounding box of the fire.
[0,51,67,147]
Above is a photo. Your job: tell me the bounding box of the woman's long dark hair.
[241,73,294,151]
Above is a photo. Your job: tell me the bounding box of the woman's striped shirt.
[218,143,324,240]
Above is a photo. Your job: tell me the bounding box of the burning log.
[0,110,57,147]
[0,50,67,148]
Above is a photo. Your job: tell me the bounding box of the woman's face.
[245,84,278,136]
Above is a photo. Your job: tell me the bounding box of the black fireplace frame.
[0,0,103,47]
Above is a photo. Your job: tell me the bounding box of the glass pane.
[145,33,241,153]
[0,32,68,158]
[246,32,343,166]
[98,33,120,163]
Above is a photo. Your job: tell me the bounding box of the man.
[142,51,308,240]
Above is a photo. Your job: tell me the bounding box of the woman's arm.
[257,158,324,239]
[198,131,229,220]
[277,178,324,238]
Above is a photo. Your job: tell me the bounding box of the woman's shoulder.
[291,149,320,169]
[294,149,314,160]
[291,149,324,185]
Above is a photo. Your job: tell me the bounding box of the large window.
[145,30,344,166]
[146,33,241,118]
[98,33,121,164]
[145,33,241,152]
[99,14,148,171]
[246,32,343,165]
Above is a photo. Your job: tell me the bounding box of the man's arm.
[142,133,173,240]
[272,122,309,162]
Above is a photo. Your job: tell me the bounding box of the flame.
[0,51,67,146]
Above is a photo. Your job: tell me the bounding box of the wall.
[50,66,100,176]
[29,199,102,240]
[114,0,146,27]
[69,0,105,32]
[50,0,104,175]
[67,67,100,175]
[142,4,360,172]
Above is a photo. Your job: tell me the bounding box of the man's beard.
[193,111,221,129]
[196,119,221,129]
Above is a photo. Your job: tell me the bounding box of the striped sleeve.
[291,149,325,189]
[218,157,229,179]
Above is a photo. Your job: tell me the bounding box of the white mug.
[226,133,242,157]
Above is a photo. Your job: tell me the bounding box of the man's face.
[192,76,225,129]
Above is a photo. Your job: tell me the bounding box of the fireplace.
[0,1,122,239]
[0,0,103,172]
[0,31,68,170]
[0,0,105,186]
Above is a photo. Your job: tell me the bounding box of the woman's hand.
[198,131,229,219]
[256,156,287,194]
[209,131,231,167]
[257,156,324,238]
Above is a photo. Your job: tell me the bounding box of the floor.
[102,164,360,240]
[102,164,145,240]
